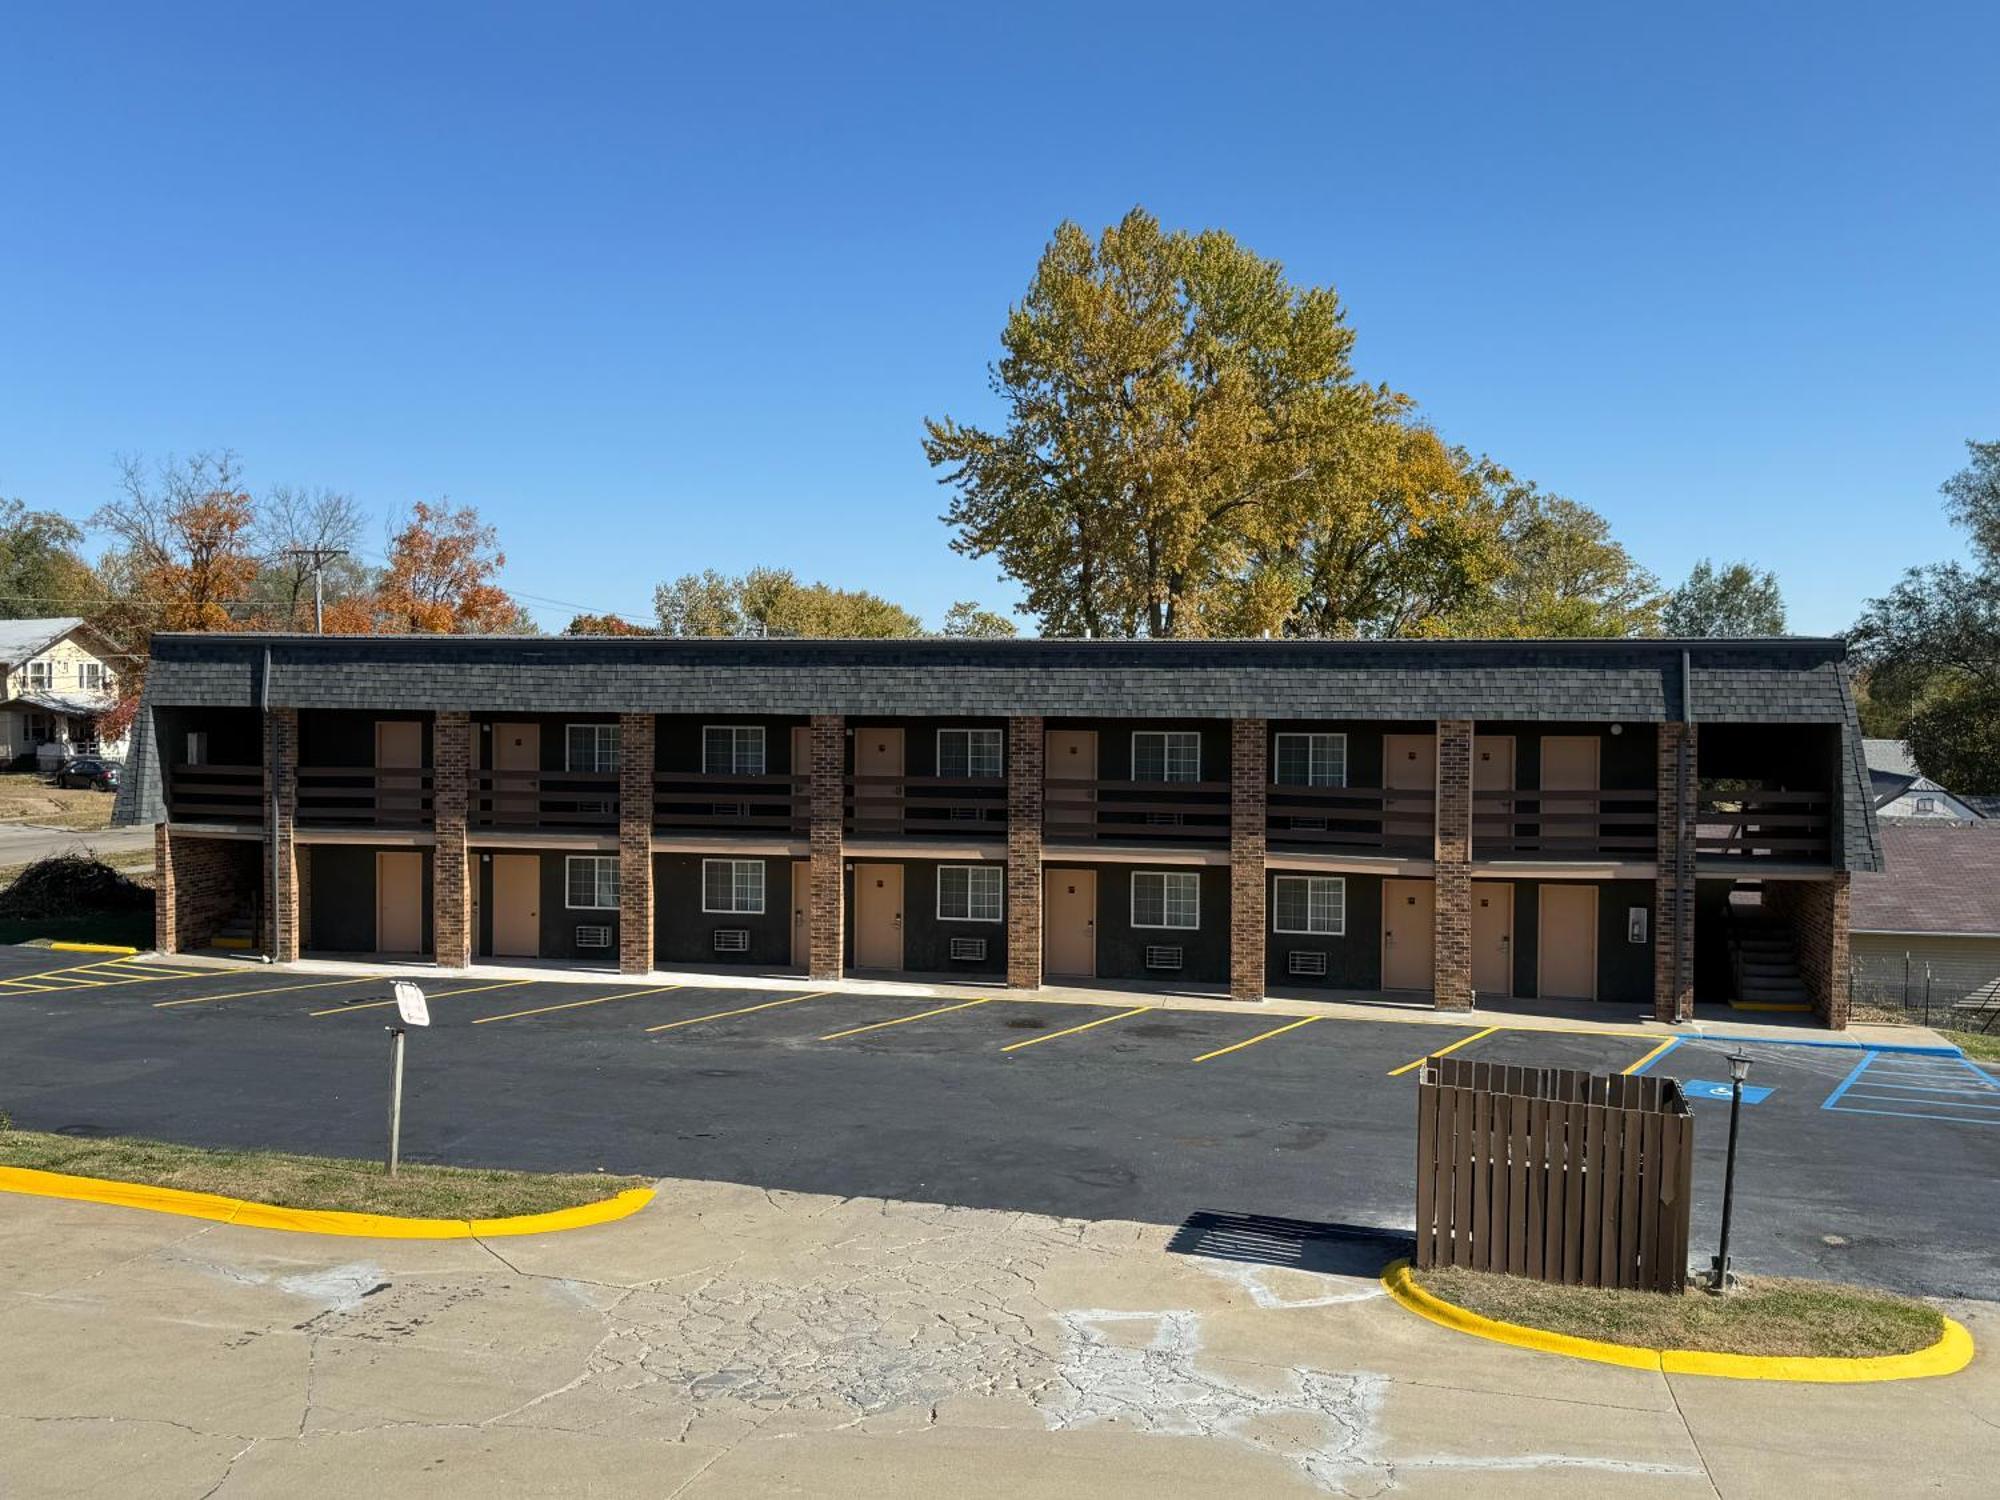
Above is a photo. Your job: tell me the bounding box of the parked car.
[54,757,120,792]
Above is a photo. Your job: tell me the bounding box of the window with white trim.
[702,724,766,775]
[1273,875,1346,935]
[937,864,1003,922]
[1131,871,1200,929]
[1273,732,1346,787]
[565,723,620,773]
[937,727,1003,779]
[26,660,51,691]
[565,854,619,910]
[1132,731,1201,782]
[80,662,104,690]
[702,858,766,914]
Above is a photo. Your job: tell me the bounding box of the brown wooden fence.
[1415,1057,1693,1293]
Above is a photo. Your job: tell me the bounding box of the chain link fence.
[1851,949,2000,1031]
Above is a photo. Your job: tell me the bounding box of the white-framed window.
[1273,732,1346,787]
[1131,870,1200,930]
[937,727,1003,779]
[79,662,104,690]
[1273,875,1346,935]
[1915,796,1937,814]
[26,660,51,691]
[184,731,209,765]
[1132,730,1201,782]
[565,854,619,910]
[937,864,1003,922]
[702,858,766,914]
[565,723,620,773]
[703,724,766,775]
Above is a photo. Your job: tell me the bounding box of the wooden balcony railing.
[167,763,264,822]
[471,769,619,831]
[297,767,434,828]
[654,772,807,835]
[1044,778,1231,842]
[1472,789,1658,859]
[1696,791,1831,863]
[1266,785,1435,855]
[846,775,1007,838]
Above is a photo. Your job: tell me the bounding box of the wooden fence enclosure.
[1414,1057,1694,1293]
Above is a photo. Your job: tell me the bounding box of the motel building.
[113,634,1880,1028]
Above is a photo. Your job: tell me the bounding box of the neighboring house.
[1863,737,1985,823]
[0,617,126,769]
[116,633,1881,1027]
[1848,822,2000,1022]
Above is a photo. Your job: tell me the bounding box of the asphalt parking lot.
[2,946,1996,1299]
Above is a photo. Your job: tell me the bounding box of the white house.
[0,617,127,768]
[1863,737,1985,824]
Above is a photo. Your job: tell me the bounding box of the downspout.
[265,647,279,964]
[1678,648,1694,1008]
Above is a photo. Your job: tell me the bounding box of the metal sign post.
[385,982,429,1177]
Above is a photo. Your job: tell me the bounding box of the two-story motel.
[112,633,1881,1027]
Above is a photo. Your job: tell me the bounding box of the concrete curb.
[1380,1259,1975,1383]
[0,1164,655,1239]
[46,941,141,955]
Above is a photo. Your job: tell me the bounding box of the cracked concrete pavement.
[1,1181,1994,1498]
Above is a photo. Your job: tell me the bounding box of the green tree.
[1451,492,1662,638]
[652,568,923,638]
[654,569,744,637]
[1661,559,1786,637]
[0,499,95,618]
[939,600,1018,637]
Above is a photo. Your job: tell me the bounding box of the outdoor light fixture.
[1709,1050,1754,1294]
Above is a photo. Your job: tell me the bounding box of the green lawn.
[1944,1030,2000,1064]
[0,911,155,949]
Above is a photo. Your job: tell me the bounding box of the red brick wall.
[1229,718,1267,1002]
[1653,721,1697,1023]
[158,827,256,953]
[1006,716,1044,989]
[618,713,656,975]
[1768,875,1852,1029]
[267,707,299,961]
[808,714,845,981]
[433,711,471,968]
[1433,719,1474,1011]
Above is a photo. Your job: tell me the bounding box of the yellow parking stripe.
[1386,1024,1498,1077]
[643,990,829,1033]
[1000,1005,1149,1053]
[308,978,532,1017]
[820,997,992,1041]
[0,958,162,992]
[155,975,389,1009]
[472,984,681,1025]
[1193,1015,1321,1063]
[11,966,214,994]
[1622,1037,1680,1076]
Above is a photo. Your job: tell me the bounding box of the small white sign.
[392,980,430,1027]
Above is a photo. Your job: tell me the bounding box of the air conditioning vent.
[948,805,983,821]
[575,925,612,949]
[1288,950,1328,977]
[1145,945,1184,971]
[1289,815,1328,832]
[948,937,987,962]
[713,928,750,953]
[710,802,748,819]
[1145,812,1184,826]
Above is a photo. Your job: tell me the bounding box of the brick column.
[154,823,176,953]
[433,711,472,969]
[1770,875,1851,1030]
[1229,718,1267,1002]
[808,714,845,981]
[618,713,655,975]
[1006,716,1045,989]
[1433,719,1474,1011]
[1653,721,1697,1024]
[265,707,299,962]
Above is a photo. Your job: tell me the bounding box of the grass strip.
[1942,1030,2000,1064]
[0,1128,646,1220]
[1414,1264,1943,1359]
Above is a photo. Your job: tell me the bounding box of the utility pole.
[279,547,348,634]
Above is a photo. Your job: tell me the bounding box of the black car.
[54,757,120,792]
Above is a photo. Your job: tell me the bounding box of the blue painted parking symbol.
[1685,1080,1773,1104]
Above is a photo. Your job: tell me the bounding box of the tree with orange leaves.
[564,611,648,635]
[93,451,261,631]
[372,500,523,633]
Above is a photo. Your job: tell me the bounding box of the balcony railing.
[1045,778,1230,842]
[297,767,434,828]
[655,772,807,835]
[167,763,264,822]
[1696,791,1831,863]
[846,775,1007,838]
[1266,785,1435,855]
[472,769,619,831]
[1472,789,1658,859]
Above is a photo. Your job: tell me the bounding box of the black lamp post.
[1708,1050,1752,1294]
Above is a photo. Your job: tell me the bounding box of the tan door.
[492,854,540,958]
[491,721,540,826]
[1382,877,1436,991]
[1044,868,1096,978]
[1540,735,1600,854]
[853,727,904,835]
[1045,730,1098,840]
[1472,735,1515,857]
[1474,735,1514,791]
[375,720,422,768]
[493,722,539,770]
[853,863,903,969]
[1538,883,1598,1000]
[376,851,424,955]
[1471,882,1512,997]
[1383,734,1436,848]
[790,860,810,970]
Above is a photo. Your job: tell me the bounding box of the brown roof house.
[1848,823,2000,1026]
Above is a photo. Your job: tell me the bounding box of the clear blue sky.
[1,3,1993,634]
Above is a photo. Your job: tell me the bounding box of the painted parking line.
[0,958,203,993]
[999,1005,1149,1054]
[308,978,533,1017]
[643,990,830,1034]
[154,975,392,1009]
[820,996,993,1042]
[1192,1015,1320,1064]
[471,984,682,1025]
[1823,1050,2000,1126]
[1385,1025,1497,1078]
[1623,1036,1683,1076]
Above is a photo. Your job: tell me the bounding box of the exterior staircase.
[211,899,259,953]
[1727,911,1812,1012]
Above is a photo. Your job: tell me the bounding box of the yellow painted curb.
[0,1164,655,1239]
[46,941,142,955]
[1380,1260,1974,1383]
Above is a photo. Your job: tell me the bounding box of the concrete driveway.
[0,821,152,869]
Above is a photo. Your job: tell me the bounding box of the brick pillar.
[808,714,845,981]
[1230,718,1268,1002]
[154,823,176,954]
[1006,716,1045,989]
[265,707,299,962]
[1653,721,1698,1024]
[1433,719,1474,1011]
[433,711,472,968]
[1770,875,1851,1030]
[618,713,655,975]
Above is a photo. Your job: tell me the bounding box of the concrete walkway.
[0,1180,1991,1497]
